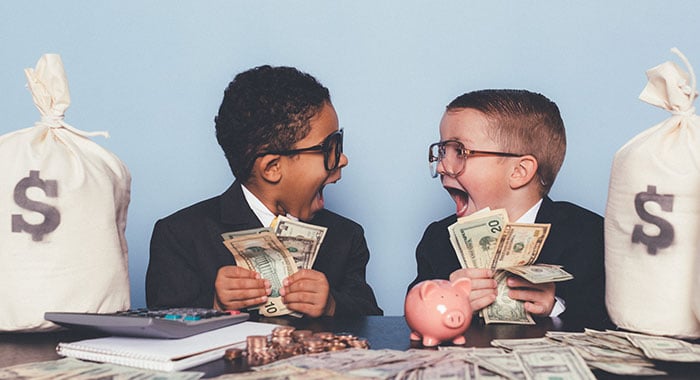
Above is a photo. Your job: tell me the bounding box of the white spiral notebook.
[56,321,279,372]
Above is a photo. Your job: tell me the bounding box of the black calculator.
[44,308,250,339]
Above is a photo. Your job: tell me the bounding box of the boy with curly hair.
[147,65,382,317]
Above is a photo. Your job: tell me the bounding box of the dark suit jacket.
[146,181,382,317]
[408,197,611,328]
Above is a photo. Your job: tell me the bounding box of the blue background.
[2,1,698,316]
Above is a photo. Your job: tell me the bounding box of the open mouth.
[445,186,470,217]
[317,185,325,202]
[313,177,340,213]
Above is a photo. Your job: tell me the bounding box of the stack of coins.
[246,335,278,366]
[300,337,326,353]
[271,326,304,359]
[290,329,314,342]
[228,326,371,367]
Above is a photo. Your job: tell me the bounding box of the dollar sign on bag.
[12,170,61,242]
[632,185,674,255]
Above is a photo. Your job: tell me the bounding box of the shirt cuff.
[549,296,566,317]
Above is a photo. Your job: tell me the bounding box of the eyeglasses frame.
[428,139,523,178]
[256,129,344,171]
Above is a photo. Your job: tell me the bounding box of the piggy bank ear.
[451,277,471,295]
[419,280,440,300]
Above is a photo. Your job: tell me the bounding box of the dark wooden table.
[1,316,698,379]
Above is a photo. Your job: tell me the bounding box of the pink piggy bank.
[404,278,472,347]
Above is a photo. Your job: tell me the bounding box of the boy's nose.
[436,159,447,175]
[337,152,349,169]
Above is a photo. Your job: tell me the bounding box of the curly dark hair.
[447,89,566,196]
[215,65,331,182]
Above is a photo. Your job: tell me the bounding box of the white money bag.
[0,54,131,331]
[605,48,700,338]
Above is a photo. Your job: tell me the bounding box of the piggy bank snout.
[443,310,466,328]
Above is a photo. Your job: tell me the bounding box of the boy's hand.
[214,266,271,311]
[449,268,497,311]
[506,276,556,316]
[280,269,332,317]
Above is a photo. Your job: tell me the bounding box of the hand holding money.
[448,208,572,324]
[449,268,498,312]
[223,231,298,317]
[221,217,328,317]
[214,265,272,311]
[504,275,557,317]
[279,269,333,317]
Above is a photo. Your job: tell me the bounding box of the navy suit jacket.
[146,181,382,317]
[409,197,611,327]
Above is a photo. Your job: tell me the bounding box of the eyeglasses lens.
[429,141,464,178]
[324,131,343,171]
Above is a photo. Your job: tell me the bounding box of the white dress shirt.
[241,184,300,227]
[241,184,276,227]
[515,199,566,318]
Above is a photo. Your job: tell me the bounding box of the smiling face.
[438,108,516,218]
[276,102,347,221]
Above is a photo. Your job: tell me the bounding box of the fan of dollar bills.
[221,216,327,317]
[448,208,573,324]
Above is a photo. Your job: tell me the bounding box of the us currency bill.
[223,231,298,317]
[482,264,574,324]
[449,208,509,268]
[221,227,272,240]
[483,271,535,325]
[277,235,316,270]
[624,333,700,362]
[546,331,648,361]
[223,226,319,271]
[542,330,671,376]
[500,264,573,284]
[490,223,550,270]
[0,358,203,380]
[471,350,526,379]
[271,215,327,269]
[491,337,563,351]
[514,346,596,380]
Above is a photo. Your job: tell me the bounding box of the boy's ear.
[510,155,538,189]
[256,154,283,184]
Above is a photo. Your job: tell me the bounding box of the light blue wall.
[2,1,698,316]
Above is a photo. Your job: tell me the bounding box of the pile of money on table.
[227,329,700,379]
[448,208,574,325]
[3,329,698,379]
[0,358,203,380]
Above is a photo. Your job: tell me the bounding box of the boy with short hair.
[409,89,609,326]
[147,65,382,317]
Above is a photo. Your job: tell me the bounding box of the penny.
[224,348,243,361]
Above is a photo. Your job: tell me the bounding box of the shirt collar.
[241,184,276,227]
[240,184,301,227]
[516,198,543,223]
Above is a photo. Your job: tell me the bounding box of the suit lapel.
[219,180,264,230]
[534,196,563,263]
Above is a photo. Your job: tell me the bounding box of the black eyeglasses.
[428,140,522,178]
[256,129,344,171]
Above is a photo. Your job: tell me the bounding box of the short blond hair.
[446,89,566,195]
